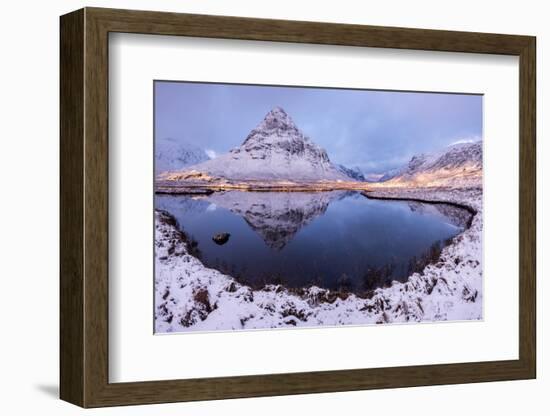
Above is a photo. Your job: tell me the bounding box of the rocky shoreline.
[155,179,373,194]
[154,186,482,333]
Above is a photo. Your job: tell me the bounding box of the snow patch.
[155,186,482,333]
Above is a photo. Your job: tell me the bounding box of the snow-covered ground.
[155,186,482,333]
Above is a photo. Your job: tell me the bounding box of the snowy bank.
[155,186,482,333]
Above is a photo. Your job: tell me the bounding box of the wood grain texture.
[518,38,536,376]
[83,10,110,407]
[59,7,537,408]
[88,7,532,54]
[59,8,84,407]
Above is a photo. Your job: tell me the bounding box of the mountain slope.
[381,141,482,187]
[169,107,350,181]
[336,164,365,181]
[155,137,210,175]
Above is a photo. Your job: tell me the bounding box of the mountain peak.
[177,107,352,181]
[256,106,296,131]
[239,106,305,151]
[269,106,287,116]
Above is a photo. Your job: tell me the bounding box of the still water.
[156,191,471,293]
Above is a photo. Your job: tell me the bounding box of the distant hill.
[336,164,366,181]
[155,137,210,175]
[379,141,482,187]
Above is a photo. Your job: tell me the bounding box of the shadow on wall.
[34,384,58,399]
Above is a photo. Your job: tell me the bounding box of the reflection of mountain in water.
[156,191,473,251]
[155,194,212,215]
[406,201,473,229]
[203,191,347,249]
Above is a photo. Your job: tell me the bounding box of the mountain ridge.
[155,137,210,175]
[379,141,482,187]
[162,107,353,182]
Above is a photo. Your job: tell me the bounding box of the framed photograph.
[60,7,536,407]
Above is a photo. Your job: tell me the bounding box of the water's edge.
[362,191,476,228]
[157,190,475,296]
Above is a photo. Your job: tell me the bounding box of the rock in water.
[212,233,231,245]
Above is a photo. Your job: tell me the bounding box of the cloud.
[205,149,218,159]
[449,135,482,146]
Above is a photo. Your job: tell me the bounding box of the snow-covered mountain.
[336,164,365,181]
[174,107,350,181]
[155,137,210,175]
[378,167,402,182]
[380,141,482,187]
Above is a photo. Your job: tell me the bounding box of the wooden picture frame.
[60,7,536,408]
